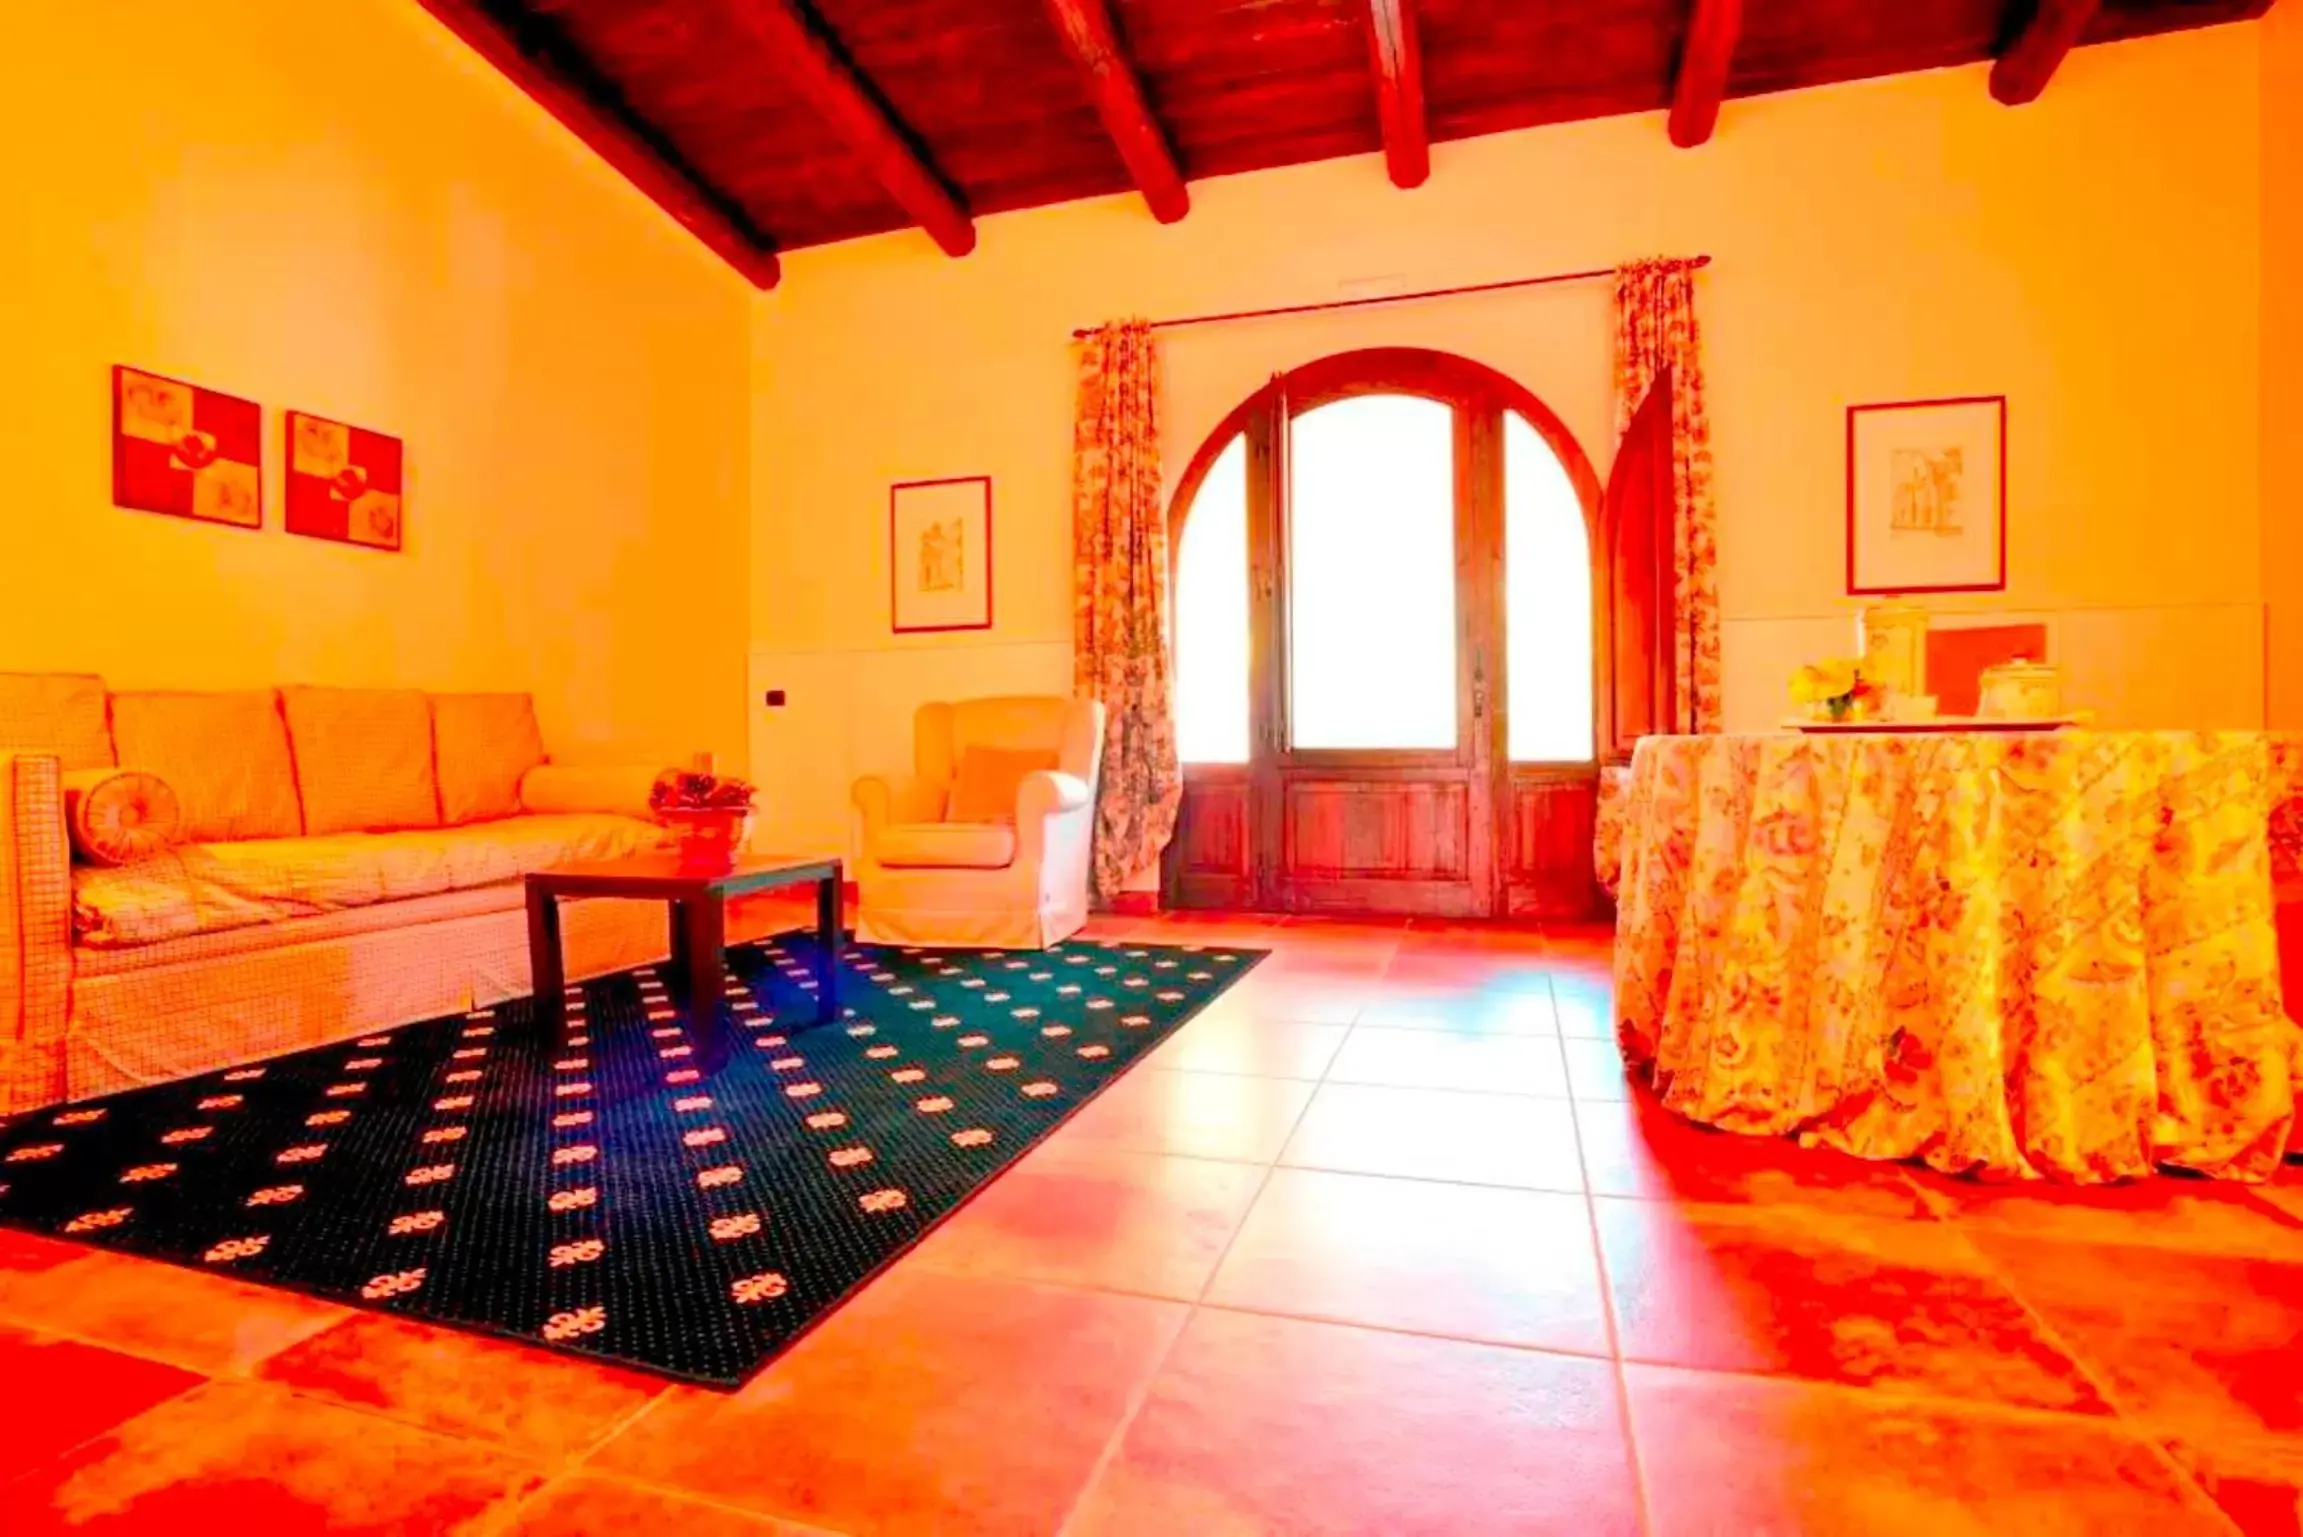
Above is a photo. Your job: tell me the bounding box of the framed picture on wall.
[890,476,993,633]
[111,366,263,529]
[1846,395,2006,595]
[285,409,404,551]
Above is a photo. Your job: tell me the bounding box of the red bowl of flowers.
[650,771,758,873]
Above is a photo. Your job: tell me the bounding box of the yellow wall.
[0,0,753,771]
[2268,1,2303,730]
[750,26,2265,854]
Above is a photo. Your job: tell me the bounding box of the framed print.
[285,409,404,551]
[1846,395,2006,595]
[890,476,992,633]
[112,366,262,529]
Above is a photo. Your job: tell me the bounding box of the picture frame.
[1845,395,2006,595]
[889,476,993,633]
[284,409,405,552]
[111,365,263,530]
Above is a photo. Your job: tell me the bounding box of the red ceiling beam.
[1990,0,2103,105]
[1667,0,1744,148]
[728,0,975,256]
[1362,0,1429,189]
[1041,0,1189,223]
[415,0,781,288]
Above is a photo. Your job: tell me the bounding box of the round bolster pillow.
[62,767,184,866]
[516,763,665,820]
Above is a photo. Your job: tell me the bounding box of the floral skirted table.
[1611,730,2303,1183]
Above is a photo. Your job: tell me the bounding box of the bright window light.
[1287,395,1458,750]
[1504,411,1594,762]
[1173,435,1250,764]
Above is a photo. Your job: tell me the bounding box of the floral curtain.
[1613,257,1720,734]
[1072,320,1180,901]
[1600,259,1718,898]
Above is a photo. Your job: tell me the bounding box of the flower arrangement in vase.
[1790,658,1883,724]
[650,770,757,872]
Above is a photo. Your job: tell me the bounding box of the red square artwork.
[111,366,262,529]
[285,409,404,551]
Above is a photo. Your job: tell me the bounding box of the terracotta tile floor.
[3,910,2300,1535]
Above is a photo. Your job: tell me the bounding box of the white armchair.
[851,695,1106,948]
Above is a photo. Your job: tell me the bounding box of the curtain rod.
[1068,255,1709,340]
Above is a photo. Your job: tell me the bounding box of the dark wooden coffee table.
[524,853,843,1040]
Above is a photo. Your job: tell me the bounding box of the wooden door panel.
[1280,876,1483,917]
[1165,771,1252,907]
[1604,372,1677,755]
[1162,349,1613,922]
[1499,772,1600,919]
[1282,778,1470,880]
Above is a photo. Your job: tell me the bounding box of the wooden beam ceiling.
[1040,0,1189,223]
[1362,0,1430,189]
[438,0,2269,277]
[412,0,782,287]
[725,0,977,256]
[1668,0,1744,148]
[1990,0,2104,105]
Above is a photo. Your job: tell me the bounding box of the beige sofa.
[0,672,765,1113]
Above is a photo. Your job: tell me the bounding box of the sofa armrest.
[0,755,72,1110]
[518,764,663,819]
[853,775,948,845]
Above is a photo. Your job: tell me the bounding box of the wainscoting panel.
[1718,603,2265,733]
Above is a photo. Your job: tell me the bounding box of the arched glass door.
[1165,349,1604,918]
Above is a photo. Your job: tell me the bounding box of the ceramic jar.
[1976,659,2063,720]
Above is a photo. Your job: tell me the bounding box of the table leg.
[526,884,565,1030]
[665,899,689,989]
[684,894,726,1045]
[815,868,842,1024]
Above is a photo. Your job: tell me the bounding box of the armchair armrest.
[0,755,71,1110]
[1015,770,1093,871]
[853,774,948,844]
[518,764,663,819]
[1016,770,1091,820]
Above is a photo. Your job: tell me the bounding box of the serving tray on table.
[1779,716,2083,734]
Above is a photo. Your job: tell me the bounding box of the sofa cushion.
[110,690,302,842]
[432,693,545,824]
[949,746,1058,825]
[71,812,670,950]
[282,686,442,835]
[874,821,1017,870]
[0,672,115,770]
[74,880,526,977]
[62,767,182,866]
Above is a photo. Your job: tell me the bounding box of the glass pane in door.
[1503,411,1595,761]
[1174,434,1251,764]
[1286,394,1457,750]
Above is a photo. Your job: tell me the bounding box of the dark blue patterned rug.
[0,933,1260,1386]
